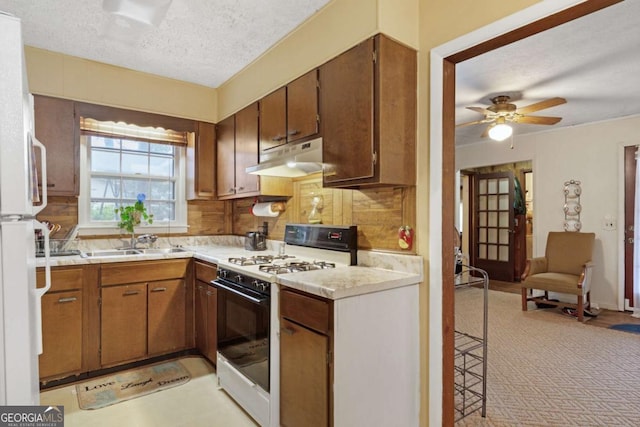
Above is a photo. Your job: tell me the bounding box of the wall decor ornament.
[563,180,581,232]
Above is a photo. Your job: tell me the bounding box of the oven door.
[213,278,270,392]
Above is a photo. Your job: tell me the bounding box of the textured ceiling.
[455,1,640,146]
[0,0,330,88]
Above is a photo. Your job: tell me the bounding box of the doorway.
[431,1,624,424]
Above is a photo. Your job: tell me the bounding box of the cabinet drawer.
[37,267,83,292]
[195,261,217,283]
[280,288,331,335]
[101,259,189,286]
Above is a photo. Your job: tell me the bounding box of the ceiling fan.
[457,95,567,140]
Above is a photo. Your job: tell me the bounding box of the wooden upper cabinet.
[235,102,260,197]
[216,115,236,198]
[33,95,79,196]
[320,34,416,188]
[217,103,292,200]
[287,69,319,143]
[259,69,319,153]
[259,87,287,152]
[187,121,216,200]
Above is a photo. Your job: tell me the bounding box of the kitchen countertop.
[36,236,423,300]
[277,266,421,299]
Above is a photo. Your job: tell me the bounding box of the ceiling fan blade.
[466,106,491,115]
[515,115,562,125]
[481,126,490,138]
[456,118,493,128]
[516,97,566,114]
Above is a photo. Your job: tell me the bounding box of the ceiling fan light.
[488,123,513,141]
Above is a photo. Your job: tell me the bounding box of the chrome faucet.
[134,234,158,248]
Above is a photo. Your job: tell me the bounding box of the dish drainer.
[454,264,488,422]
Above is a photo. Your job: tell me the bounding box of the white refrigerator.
[0,11,51,405]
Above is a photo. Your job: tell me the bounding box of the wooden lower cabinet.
[39,290,83,379]
[100,283,148,366]
[37,266,89,381]
[280,318,329,427]
[194,261,217,363]
[99,259,190,367]
[148,279,186,355]
[280,288,332,427]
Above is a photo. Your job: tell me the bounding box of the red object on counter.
[398,225,413,250]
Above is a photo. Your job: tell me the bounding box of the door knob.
[629,237,634,244]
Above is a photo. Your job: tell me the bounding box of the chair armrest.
[521,257,547,281]
[579,261,595,291]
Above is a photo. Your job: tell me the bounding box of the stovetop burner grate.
[228,254,295,266]
[258,260,336,274]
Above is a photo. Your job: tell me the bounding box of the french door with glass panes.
[472,171,515,281]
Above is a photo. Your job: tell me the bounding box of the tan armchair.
[521,231,595,322]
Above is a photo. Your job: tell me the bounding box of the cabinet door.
[320,38,375,185]
[280,318,329,427]
[216,115,236,198]
[260,87,287,152]
[194,282,208,357]
[33,95,79,196]
[148,279,186,355]
[235,102,260,196]
[39,291,83,379]
[100,283,147,366]
[287,69,319,143]
[187,121,216,200]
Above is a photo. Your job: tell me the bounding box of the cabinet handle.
[271,135,285,142]
[58,296,77,303]
[123,290,140,296]
[46,183,56,188]
[150,287,167,292]
[237,186,244,191]
[281,326,295,335]
[228,188,235,193]
[287,129,300,136]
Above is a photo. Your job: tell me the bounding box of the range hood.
[246,137,323,178]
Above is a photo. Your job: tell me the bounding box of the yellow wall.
[24,46,217,123]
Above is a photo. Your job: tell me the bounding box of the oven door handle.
[213,280,268,304]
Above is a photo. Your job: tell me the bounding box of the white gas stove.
[213,224,357,427]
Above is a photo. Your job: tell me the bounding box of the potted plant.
[115,193,153,247]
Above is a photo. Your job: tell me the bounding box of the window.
[78,119,189,234]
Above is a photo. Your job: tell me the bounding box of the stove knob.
[258,282,267,291]
[235,275,244,284]
[219,270,228,278]
[252,280,261,289]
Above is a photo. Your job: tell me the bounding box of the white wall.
[457,115,640,310]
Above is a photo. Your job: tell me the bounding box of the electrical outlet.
[602,215,616,231]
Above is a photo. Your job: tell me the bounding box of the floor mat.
[609,323,640,334]
[75,360,190,410]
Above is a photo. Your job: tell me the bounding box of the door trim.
[429,0,622,425]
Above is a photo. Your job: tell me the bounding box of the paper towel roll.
[251,202,284,217]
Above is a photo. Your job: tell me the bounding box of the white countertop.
[36,237,423,300]
[277,266,421,299]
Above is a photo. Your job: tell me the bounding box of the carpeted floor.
[455,287,640,426]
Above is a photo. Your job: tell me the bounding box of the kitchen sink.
[137,247,188,254]
[81,249,142,257]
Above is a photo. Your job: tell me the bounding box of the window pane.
[122,140,149,153]
[499,245,509,261]
[487,179,497,193]
[498,178,509,194]
[90,201,119,221]
[151,144,173,155]
[149,181,174,200]
[479,196,487,210]
[91,150,120,173]
[91,177,121,199]
[91,136,121,150]
[150,155,173,177]
[488,195,497,210]
[122,178,149,199]
[149,202,174,221]
[122,153,148,174]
